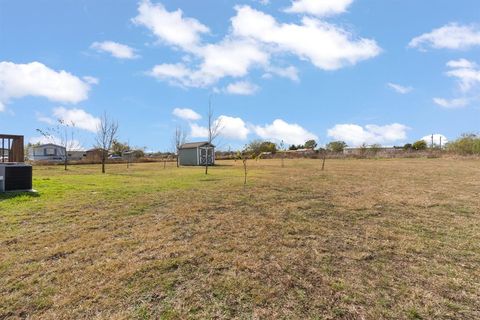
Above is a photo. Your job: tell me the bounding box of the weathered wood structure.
[0,134,24,163]
[0,134,32,192]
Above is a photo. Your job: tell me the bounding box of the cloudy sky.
[0,0,479,150]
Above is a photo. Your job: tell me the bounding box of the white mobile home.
[28,144,66,162]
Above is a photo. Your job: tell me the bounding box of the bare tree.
[321,148,326,171]
[95,112,119,174]
[205,98,222,175]
[237,151,249,188]
[173,126,187,168]
[279,140,285,168]
[37,119,78,171]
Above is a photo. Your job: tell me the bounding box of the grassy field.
[1,159,479,319]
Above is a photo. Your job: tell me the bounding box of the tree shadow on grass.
[0,191,40,201]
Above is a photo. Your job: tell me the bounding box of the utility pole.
[431,134,434,149]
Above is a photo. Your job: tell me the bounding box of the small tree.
[37,119,78,171]
[412,140,427,151]
[237,151,249,188]
[446,133,480,155]
[205,99,222,175]
[95,112,119,174]
[326,141,347,153]
[289,144,300,150]
[279,140,285,168]
[173,126,187,168]
[304,139,317,149]
[246,140,277,156]
[260,141,277,154]
[369,144,382,155]
[238,143,262,187]
[112,140,130,156]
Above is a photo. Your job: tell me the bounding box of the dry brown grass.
[1,158,480,319]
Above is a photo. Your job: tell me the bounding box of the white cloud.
[197,39,269,84]
[172,107,202,121]
[409,23,480,50]
[232,5,381,71]
[421,134,448,147]
[29,135,83,150]
[0,61,93,111]
[433,97,469,108]
[387,82,413,94]
[30,135,60,145]
[254,119,317,145]
[149,40,269,87]
[140,3,380,88]
[149,63,193,86]
[189,122,209,138]
[433,59,480,108]
[225,81,259,95]
[446,58,477,69]
[445,59,480,92]
[188,115,250,140]
[90,41,138,59]
[264,65,299,82]
[51,107,101,133]
[82,76,99,85]
[36,114,55,125]
[285,0,353,17]
[132,0,209,51]
[327,123,409,146]
[217,115,250,140]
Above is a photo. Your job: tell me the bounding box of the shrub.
[412,140,427,150]
[327,141,347,153]
[446,134,480,155]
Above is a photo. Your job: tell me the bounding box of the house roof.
[34,143,65,149]
[86,148,106,152]
[179,142,215,149]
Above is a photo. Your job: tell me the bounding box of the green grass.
[1,159,480,319]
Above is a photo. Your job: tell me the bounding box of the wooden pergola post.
[0,134,25,163]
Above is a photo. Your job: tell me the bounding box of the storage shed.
[178,142,215,166]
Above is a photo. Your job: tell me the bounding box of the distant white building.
[28,144,66,162]
[67,150,87,161]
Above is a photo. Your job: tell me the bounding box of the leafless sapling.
[173,126,187,168]
[279,140,285,168]
[37,119,78,171]
[95,112,119,174]
[321,148,326,171]
[205,98,222,175]
[237,151,250,188]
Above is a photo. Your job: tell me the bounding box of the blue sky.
[0,0,479,151]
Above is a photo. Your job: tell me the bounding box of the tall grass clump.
[447,133,480,155]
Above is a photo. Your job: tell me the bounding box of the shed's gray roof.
[179,142,215,149]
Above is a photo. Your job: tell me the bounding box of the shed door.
[199,148,213,165]
[200,148,207,165]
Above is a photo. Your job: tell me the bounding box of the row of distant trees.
[35,107,480,175]
[403,134,480,154]
[240,134,480,155]
[444,134,480,155]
